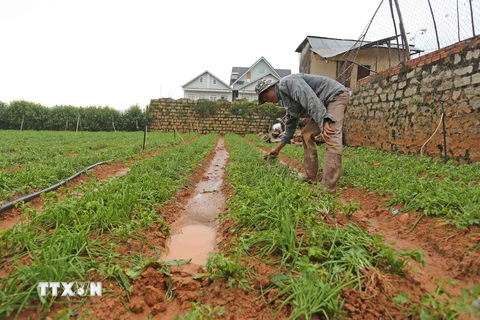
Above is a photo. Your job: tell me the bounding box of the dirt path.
[162,138,228,264]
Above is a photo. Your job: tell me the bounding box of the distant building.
[182,70,232,101]
[181,57,291,102]
[295,35,421,88]
[230,57,291,101]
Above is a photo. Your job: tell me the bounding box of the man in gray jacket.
[256,73,349,192]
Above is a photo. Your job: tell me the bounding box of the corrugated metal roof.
[298,36,362,58]
[296,35,422,59]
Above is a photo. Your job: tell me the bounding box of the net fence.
[336,0,479,87]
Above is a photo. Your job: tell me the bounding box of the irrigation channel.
[162,138,228,264]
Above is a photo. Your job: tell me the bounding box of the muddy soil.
[0,137,199,232]
[61,138,286,320]
[3,136,479,320]
[249,138,480,318]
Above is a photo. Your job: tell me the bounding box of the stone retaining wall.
[346,35,480,163]
[148,99,282,135]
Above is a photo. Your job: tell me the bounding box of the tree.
[120,105,145,131]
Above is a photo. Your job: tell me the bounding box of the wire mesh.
[336,0,479,87]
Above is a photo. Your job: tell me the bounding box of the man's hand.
[269,148,280,158]
[267,142,286,159]
[321,121,336,141]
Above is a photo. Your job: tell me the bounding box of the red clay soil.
[8,137,286,320]
[0,163,124,232]
[340,188,480,294]
[247,137,480,318]
[4,137,211,319]
[0,137,200,232]
[75,139,283,319]
[0,164,24,174]
[4,136,479,319]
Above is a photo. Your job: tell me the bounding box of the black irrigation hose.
[0,160,112,214]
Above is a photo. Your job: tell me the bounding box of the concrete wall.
[345,35,480,163]
[346,48,407,88]
[299,42,311,74]
[303,47,407,88]
[148,98,282,134]
[310,53,337,78]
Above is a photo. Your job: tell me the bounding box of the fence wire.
[336,0,479,87]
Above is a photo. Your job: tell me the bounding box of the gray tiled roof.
[230,67,291,85]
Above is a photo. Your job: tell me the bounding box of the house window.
[209,95,217,101]
[246,72,251,83]
[357,65,371,81]
[199,94,205,99]
[200,77,204,83]
[259,64,265,73]
[212,78,217,84]
[187,94,195,100]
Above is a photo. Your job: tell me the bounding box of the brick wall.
[148,99,282,135]
[346,35,480,163]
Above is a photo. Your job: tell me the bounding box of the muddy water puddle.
[162,225,216,265]
[162,138,228,265]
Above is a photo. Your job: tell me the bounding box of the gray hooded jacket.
[274,73,347,144]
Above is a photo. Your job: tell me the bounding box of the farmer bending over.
[255,73,349,193]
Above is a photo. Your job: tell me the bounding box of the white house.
[230,57,291,101]
[182,70,232,101]
[181,58,291,102]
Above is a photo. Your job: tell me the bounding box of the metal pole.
[441,102,447,163]
[20,116,24,131]
[393,0,410,61]
[143,105,148,150]
[427,0,441,50]
[389,0,402,62]
[457,0,461,42]
[388,42,392,68]
[76,113,80,134]
[469,0,476,36]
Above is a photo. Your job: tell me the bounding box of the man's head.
[255,79,278,105]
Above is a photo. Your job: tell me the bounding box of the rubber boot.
[302,149,319,182]
[322,152,342,193]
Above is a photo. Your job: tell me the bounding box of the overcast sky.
[0,0,409,111]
